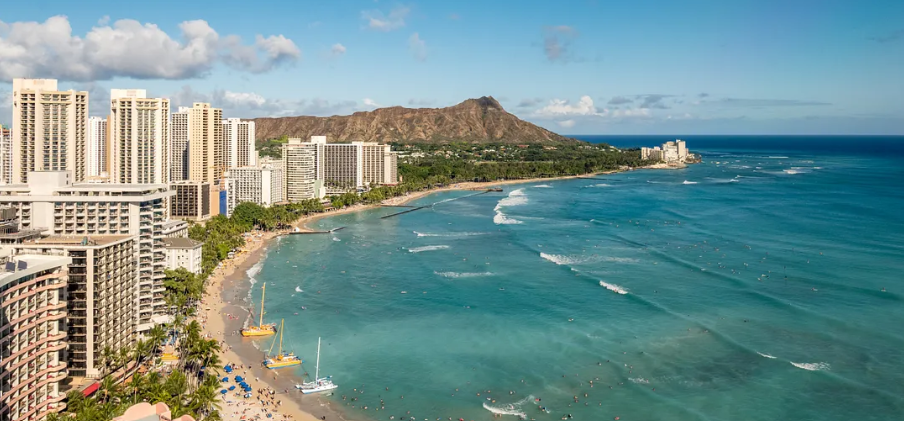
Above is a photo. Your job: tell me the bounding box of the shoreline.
[197,166,665,421]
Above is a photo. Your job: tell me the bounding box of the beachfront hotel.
[161,237,203,274]
[641,139,690,163]
[0,171,174,334]
[0,253,72,421]
[280,136,398,200]
[186,103,225,184]
[10,79,89,184]
[11,235,138,379]
[109,90,170,184]
[223,163,285,217]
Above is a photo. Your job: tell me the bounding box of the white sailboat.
[295,337,338,394]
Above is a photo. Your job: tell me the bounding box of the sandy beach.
[196,172,621,421]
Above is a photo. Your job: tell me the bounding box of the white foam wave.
[408,245,450,253]
[588,183,611,188]
[295,286,303,293]
[790,362,829,371]
[494,212,523,225]
[541,252,638,265]
[757,352,777,359]
[434,271,493,278]
[482,395,535,418]
[629,377,649,384]
[682,180,698,185]
[494,188,527,210]
[246,261,264,285]
[332,237,341,242]
[533,184,552,188]
[600,281,629,295]
[414,231,488,238]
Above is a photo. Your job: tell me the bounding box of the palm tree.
[100,346,116,376]
[99,376,118,404]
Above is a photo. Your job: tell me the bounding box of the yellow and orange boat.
[241,283,277,337]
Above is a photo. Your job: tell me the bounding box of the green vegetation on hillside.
[257,134,289,158]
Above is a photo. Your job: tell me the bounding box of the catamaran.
[263,319,302,369]
[295,337,337,393]
[241,283,277,337]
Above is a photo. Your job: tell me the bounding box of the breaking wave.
[482,395,535,418]
[494,189,527,225]
[434,271,494,278]
[757,352,777,359]
[413,231,489,238]
[629,377,649,384]
[600,281,629,295]
[246,261,264,285]
[540,252,639,266]
[791,362,830,371]
[408,245,450,253]
[295,286,303,293]
[533,184,552,188]
[682,180,698,185]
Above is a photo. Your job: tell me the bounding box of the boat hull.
[241,326,277,337]
[297,384,338,394]
[264,360,302,369]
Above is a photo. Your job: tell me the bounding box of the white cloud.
[330,43,347,56]
[0,15,301,82]
[169,86,363,118]
[97,15,110,25]
[534,96,600,117]
[362,98,381,108]
[408,33,427,61]
[557,119,576,128]
[362,6,409,32]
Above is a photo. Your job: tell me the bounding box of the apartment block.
[322,143,363,194]
[1,126,11,184]
[11,79,88,184]
[170,181,212,221]
[282,139,318,201]
[161,220,188,239]
[224,164,285,216]
[0,171,174,333]
[11,236,138,379]
[187,103,224,184]
[0,254,71,421]
[86,117,107,177]
[641,139,689,163]
[222,119,256,170]
[170,108,189,182]
[161,237,202,274]
[109,90,170,184]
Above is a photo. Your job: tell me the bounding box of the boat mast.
[278,319,284,356]
[315,337,321,380]
[259,283,267,327]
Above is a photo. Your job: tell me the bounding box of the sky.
[1,0,902,135]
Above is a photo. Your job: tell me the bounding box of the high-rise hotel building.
[187,103,224,184]
[109,90,170,184]
[86,117,107,177]
[0,254,72,421]
[222,118,256,170]
[170,108,190,182]
[11,79,88,184]
[224,164,284,216]
[0,171,174,333]
[0,126,11,184]
[282,139,318,201]
[282,137,398,198]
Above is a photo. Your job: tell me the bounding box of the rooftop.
[162,237,203,249]
[20,235,136,247]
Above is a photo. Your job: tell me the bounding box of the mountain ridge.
[249,96,578,144]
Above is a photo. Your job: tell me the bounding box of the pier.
[287,227,347,235]
[380,206,428,219]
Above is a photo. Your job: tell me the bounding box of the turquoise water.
[249,139,904,421]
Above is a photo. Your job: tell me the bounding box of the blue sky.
[1,0,902,134]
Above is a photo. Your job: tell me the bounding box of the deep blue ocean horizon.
[246,135,904,421]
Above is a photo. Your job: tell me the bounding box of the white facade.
[11,79,89,183]
[162,237,203,274]
[360,142,399,186]
[87,116,107,177]
[171,108,190,182]
[0,126,11,184]
[223,118,256,170]
[224,164,285,216]
[0,171,175,333]
[110,89,170,184]
[642,139,689,163]
[282,139,318,201]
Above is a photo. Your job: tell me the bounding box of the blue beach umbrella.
[220,390,227,394]
[229,386,236,391]
[236,376,244,381]
[221,377,228,382]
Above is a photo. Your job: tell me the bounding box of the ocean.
[247,136,904,421]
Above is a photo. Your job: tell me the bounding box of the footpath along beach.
[196,173,623,421]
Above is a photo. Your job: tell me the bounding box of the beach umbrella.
[229,386,236,391]
[221,377,228,382]
[236,376,244,381]
[220,390,227,394]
